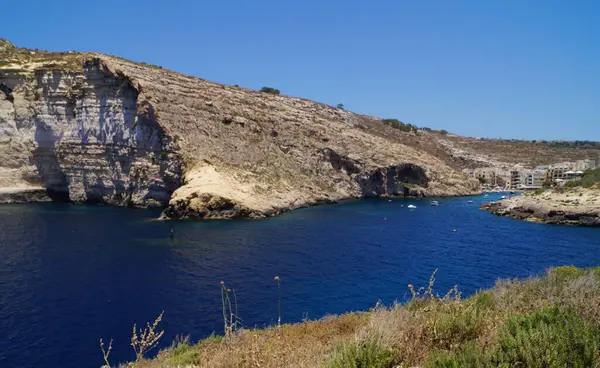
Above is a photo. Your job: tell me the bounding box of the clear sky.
[3,0,599,140]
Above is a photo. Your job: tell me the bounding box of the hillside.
[121,266,600,367]
[0,39,480,218]
[1,40,598,218]
[437,134,600,169]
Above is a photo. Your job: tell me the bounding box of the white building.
[519,169,546,188]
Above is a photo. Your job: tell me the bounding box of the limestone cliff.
[0,40,480,218]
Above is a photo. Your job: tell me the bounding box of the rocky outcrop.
[356,164,428,197]
[0,187,50,204]
[481,188,600,226]
[0,40,480,218]
[1,54,182,207]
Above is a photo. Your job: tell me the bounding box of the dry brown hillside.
[436,133,600,169]
[1,39,597,217]
[0,39,480,218]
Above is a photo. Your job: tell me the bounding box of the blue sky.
[3,0,599,140]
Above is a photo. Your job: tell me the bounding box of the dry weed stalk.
[99,337,113,368]
[220,281,239,339]
[274,276,281,328]
[131,311,165,361]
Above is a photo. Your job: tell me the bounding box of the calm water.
[1,194,600,367]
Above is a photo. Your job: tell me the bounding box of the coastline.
[481,188,600,226]
[0,188,482,219]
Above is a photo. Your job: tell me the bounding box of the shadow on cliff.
[322,148,429,197]
[357,164,429,197]
[32,71,70,202]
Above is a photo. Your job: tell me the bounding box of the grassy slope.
[126,266,600,368]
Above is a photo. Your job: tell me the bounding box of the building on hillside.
[495,169,511,187]
[472,168,497,184]
[531,169,547,187]
[575,159,596,171]
[555,162,576,170]
[547,167,562,182]
[518,171,531,188]
[546,162,574,183]
[518,169,546,189]
[564,171,584,180]
[509,170,520,189]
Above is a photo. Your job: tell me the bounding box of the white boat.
[430,201,440,206]
[501,195,507,199]
[407,204,417,209]
[484,194,489,198]
[467,200,474,204]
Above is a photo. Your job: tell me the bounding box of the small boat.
[430,201,440,206]
[501,195,507,199]
[467,200,474,204]
[484,194,489,198]
[407,204,417,209]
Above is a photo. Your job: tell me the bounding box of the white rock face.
[0,60,182,207]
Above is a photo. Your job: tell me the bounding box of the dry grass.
[132,313,367,368]
[121,266,600,368]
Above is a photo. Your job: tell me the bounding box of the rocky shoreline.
[481,189,600,226]
[0,187,51,204]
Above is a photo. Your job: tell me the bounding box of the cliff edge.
[0,40,480,218]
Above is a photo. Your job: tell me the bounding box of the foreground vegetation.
[114,266,600,367]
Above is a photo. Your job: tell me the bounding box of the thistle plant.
[408,268,439,300]
[131,311,165,362]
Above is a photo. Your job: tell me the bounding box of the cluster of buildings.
[463,159,598,190]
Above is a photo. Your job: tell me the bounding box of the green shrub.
[427,306,600,368]
[440,130,448,135]
[325,339,393,368]
[551,265,585,281]
[426,341,487,368]
[491,306,600,367]
[381,119,418,133]
[260,86,280,94]
[337,103,345,109]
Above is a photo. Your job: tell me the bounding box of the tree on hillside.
[260,87,280,95]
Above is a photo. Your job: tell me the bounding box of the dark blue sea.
[1,193,600,367]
